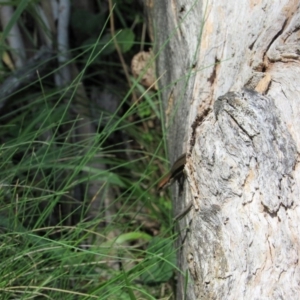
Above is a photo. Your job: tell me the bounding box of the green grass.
[0,1,185,299]
[0,81,178,299]
[0,77,181,298]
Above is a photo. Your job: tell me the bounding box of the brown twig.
[108,0,137,101]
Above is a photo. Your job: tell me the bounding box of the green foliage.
[0,0,178,299]
[116,29,135,53]
[82,28,135,58]
[140,237,176,284]
[71,9,106,35]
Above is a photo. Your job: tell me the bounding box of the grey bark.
[145,0,300,299]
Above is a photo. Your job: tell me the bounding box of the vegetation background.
[0,0,181,299]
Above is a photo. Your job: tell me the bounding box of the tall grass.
[0,1,181,299]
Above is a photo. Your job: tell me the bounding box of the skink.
[157,153,186,191]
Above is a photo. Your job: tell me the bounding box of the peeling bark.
[183,89,298,299]
[145,0,300,298]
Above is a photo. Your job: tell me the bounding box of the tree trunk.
[145,1,300,299]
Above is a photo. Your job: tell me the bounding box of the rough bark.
[145,0,300,299]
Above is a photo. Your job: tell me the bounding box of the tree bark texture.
[146,0,300,299]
